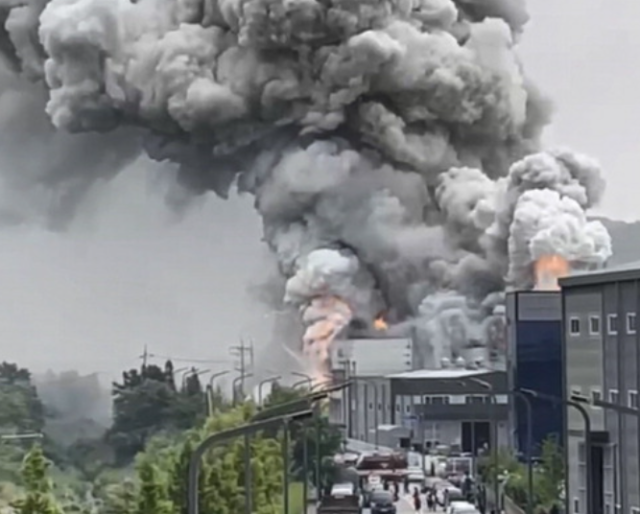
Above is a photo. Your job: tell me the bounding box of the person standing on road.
[413,487,422,513]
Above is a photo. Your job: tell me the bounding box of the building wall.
[602,281,639,513]
[564,287,606,514]
[347,378,510,447]
[507,291,564,457]
[563,281,640,514]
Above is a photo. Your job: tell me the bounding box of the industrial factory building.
[506,291,564,456]
[341,367,510,451]
[560,262,640,514]
[329,337,414,434]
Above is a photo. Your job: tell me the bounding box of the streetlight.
[188,410,314,514]
[521,388,593,514]
[204,371,230,416]
[572,391,639,514]
[258,375,282,405]
[292,372,313,389]
[209,370,230,389]
[182,368,211,390]
[233,373,253,405]
[571,393,640,418]
[457,377,500,512]
[459,377,534,514]
[0,433,43,442]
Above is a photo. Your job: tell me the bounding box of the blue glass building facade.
[506,291,564,457]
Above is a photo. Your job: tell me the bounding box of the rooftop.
[385,368,492,380]
[559,260,640,288]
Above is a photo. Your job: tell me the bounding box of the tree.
[11,444,64,514]
[100,478,138,514]
[106,361,206,464]
[167,435,196,514]
[536,437,564,509]
[0,362,45,434]
[151,404,288,514]
[136,458,172,514]
[262,383,342,486]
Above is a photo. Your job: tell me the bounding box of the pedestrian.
[427,491,435,512]
[413,487,422,513]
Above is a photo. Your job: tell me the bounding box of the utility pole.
[229,340,254,400]
[140,345,149,368]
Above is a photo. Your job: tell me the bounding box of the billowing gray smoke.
[0,0,612,370]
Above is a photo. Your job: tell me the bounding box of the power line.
[144,352,233,365]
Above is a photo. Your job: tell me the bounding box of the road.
[305,494,446,514]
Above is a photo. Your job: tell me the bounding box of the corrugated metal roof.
[385,368,491,380]
[559,260,640,288]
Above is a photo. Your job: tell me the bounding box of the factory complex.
[328,261,640,514]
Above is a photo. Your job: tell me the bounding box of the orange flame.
[302,296,352,385]
[534,254,570,291]
[373,316,388,331]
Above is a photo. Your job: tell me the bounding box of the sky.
[520,0,640,221]
[0,0,636,376]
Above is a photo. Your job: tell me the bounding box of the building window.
[609,389,619,404]
[377,403,382,411]
[627,313,637,334]
[466,395,490,405]
[607,314,618,335]
[424,395,450,405]
[368,402,373,409]
[604,504,611,514]
[573,498,580,514]
[591,388,602,408]
[405,404,411,413]
[589,315,601,335]
[569,317,581,336]
[629,390,638,409]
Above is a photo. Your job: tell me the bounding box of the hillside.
[595,217,640,266]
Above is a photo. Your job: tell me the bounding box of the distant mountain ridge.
[593,217,640,266]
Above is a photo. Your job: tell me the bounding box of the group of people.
[412,486,446,512]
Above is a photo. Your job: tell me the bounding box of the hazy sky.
[0,0,636,376]
[520,0,640,221]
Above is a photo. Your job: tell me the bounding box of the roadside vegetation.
[478,437,565,514]
[0,361,342,513]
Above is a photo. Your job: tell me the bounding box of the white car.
[446,501,479,514]
[331,483,356,497]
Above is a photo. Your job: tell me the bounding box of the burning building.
[0,0,614,380]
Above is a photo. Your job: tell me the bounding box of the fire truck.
[355,451,409,505]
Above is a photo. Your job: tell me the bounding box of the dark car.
[370,490,396,514]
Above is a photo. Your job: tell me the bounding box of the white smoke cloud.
[509,189,611,286]
[0,0,613,371]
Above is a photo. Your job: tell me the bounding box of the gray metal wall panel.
[518,292,562,321]
[564,286,604,514]
[564,289,605,432]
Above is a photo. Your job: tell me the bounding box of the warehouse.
[340,367,510,451]
[560,262,640,514]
